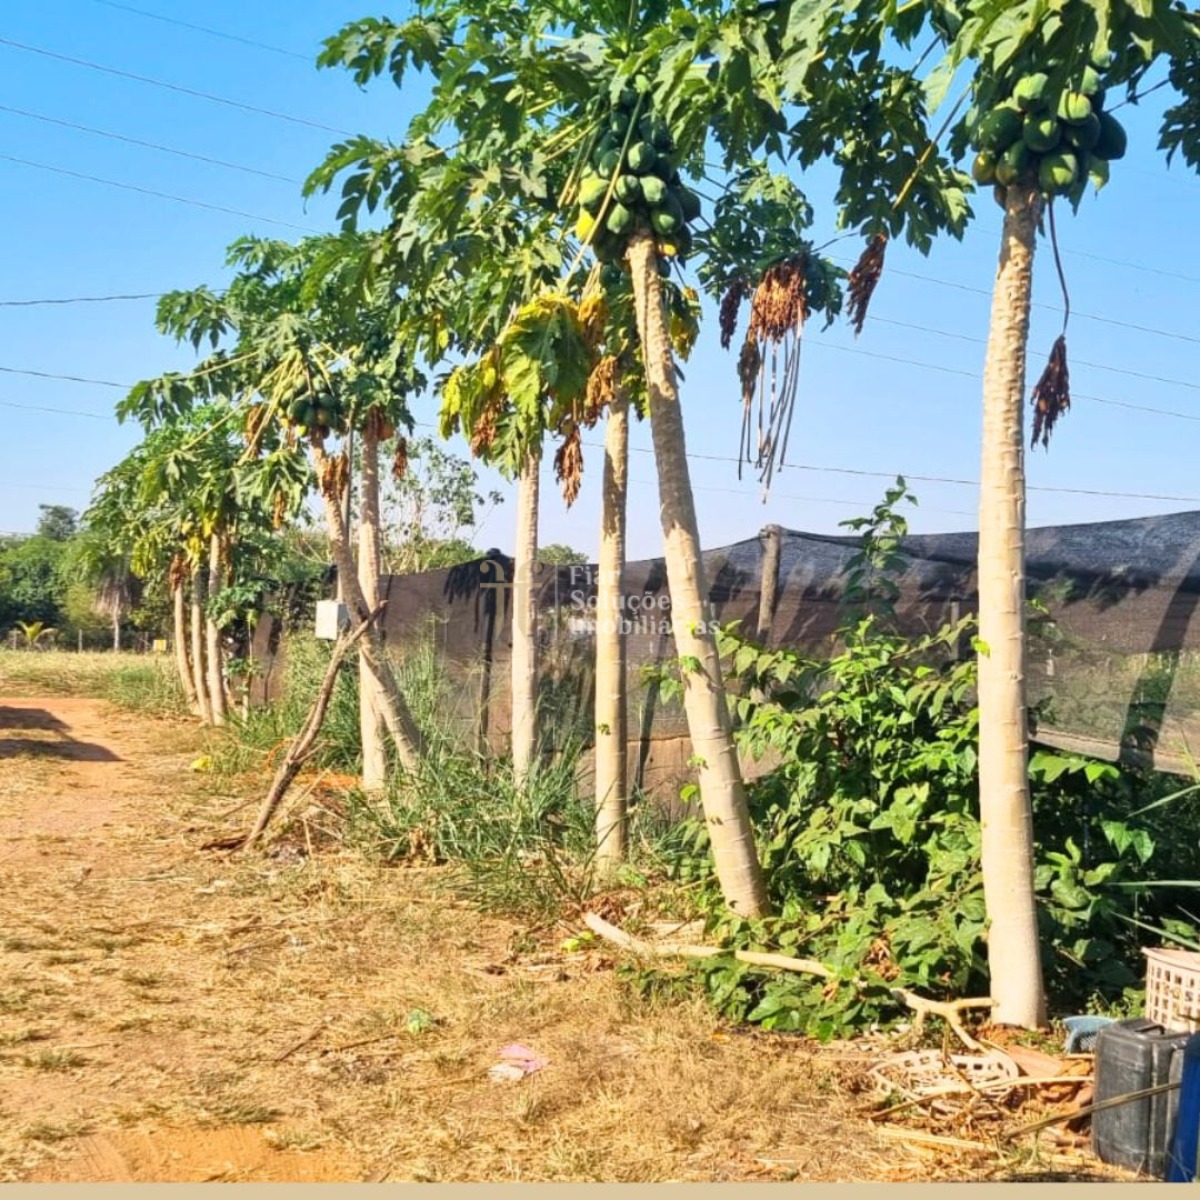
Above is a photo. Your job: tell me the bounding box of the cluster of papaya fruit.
[283,390,346,439]
[972,62,1127,202]
[575,80,701,264]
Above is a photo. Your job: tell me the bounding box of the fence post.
[757,524,782,645]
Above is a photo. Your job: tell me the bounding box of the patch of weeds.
[23,1049,89,1071]
[110,1014,154,1033]
[0,1028,52,1047]
[44,952,90,966]
[205,1101,282,1126]
[121,970,164,989]
[264,1128,326,1152]
[23,1120,89,1144]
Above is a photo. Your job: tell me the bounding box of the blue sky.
[2,0,1198,561]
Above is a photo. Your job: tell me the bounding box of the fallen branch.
[875,1126,996,1154]
[240,606,382,850]
[869,1075,1092,1122]
[583,912,994,1052]
[273,1019,328,1063]
[1002,1078,1182,1142]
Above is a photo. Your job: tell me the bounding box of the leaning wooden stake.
[583,912,994,1051]
[241,608,381,849]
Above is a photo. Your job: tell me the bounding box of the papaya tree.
[120,234,432,772]
[894,0,1200,1028]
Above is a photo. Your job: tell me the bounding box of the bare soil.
[0,694,1113,1182]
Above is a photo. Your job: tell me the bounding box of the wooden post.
[757,524,782,645]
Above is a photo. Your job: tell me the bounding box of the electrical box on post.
[315,600,349,641]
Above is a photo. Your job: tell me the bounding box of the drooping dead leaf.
[719,280,747,351]
[554,424,584,507]
[583,355,618,428]
[366,407,395,443]
[392,436,409,482]
[847,233,888,337]
[1031,334,1070,449]
[318,452,350,505]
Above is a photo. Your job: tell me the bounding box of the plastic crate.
[1144,948,1200,1033]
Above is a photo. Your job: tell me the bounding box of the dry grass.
[0,658,1132,1183]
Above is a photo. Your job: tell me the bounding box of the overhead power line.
[0,37,353,136]
[0,398,112,419]
[585,438,1200,506]
[0,104,302,184]
[3,395,1194,507]
[86,0,311,62]
[0,366,125,388]
[831,257,1200,348]
[0,292,160,307]
[0,153,320,234]
[870,315,1200,395]
[805,340,1200,426]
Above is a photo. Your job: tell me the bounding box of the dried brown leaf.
[847,233,888,337]
[1031,334,1071,449]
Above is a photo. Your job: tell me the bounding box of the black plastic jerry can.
[1092,1017,1192,1177]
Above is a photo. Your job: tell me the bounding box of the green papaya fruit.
[605,202,634,235]
[615,174,642,204]
[1081,66,1102,96]
[1064,112,1101,151]
[1023,113,1061,153]
[1058,91,1093,124]
[593,229,622,263]
[578,174,609,214]
[1094,111,1127,160]
[609,111,630,138]
[994,140,1030,186]
[1088,155,1111,190]
[617,86,639,111]
[1013,73,1050,111]
[639,115,672,151]
[650,153,674,181]
[650,193,684,235]
[598,149,622,177]
[1038,150,1078,194]
[641,175,668,207]
[677,186,701,222]
[289,398,307,422]
[626,141,657,174]
[972,150,997,184]
[976,103,1023,152]
[594,133,617,161]
[600,263,624,288]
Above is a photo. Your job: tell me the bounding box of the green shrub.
[650,483,1200,1038]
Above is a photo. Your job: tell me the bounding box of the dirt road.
[2,694,912,1183]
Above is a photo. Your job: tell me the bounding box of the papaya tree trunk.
[312,442,424,770]
[626,229,769,918]
[111,600,121,653]
[190,564,212,725]
[358,419,388,792]
[173,581,198,712]
[595,393,629,869]
[977,181,1047,1029]
[205,532,227,726]
[511,450,540,785]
